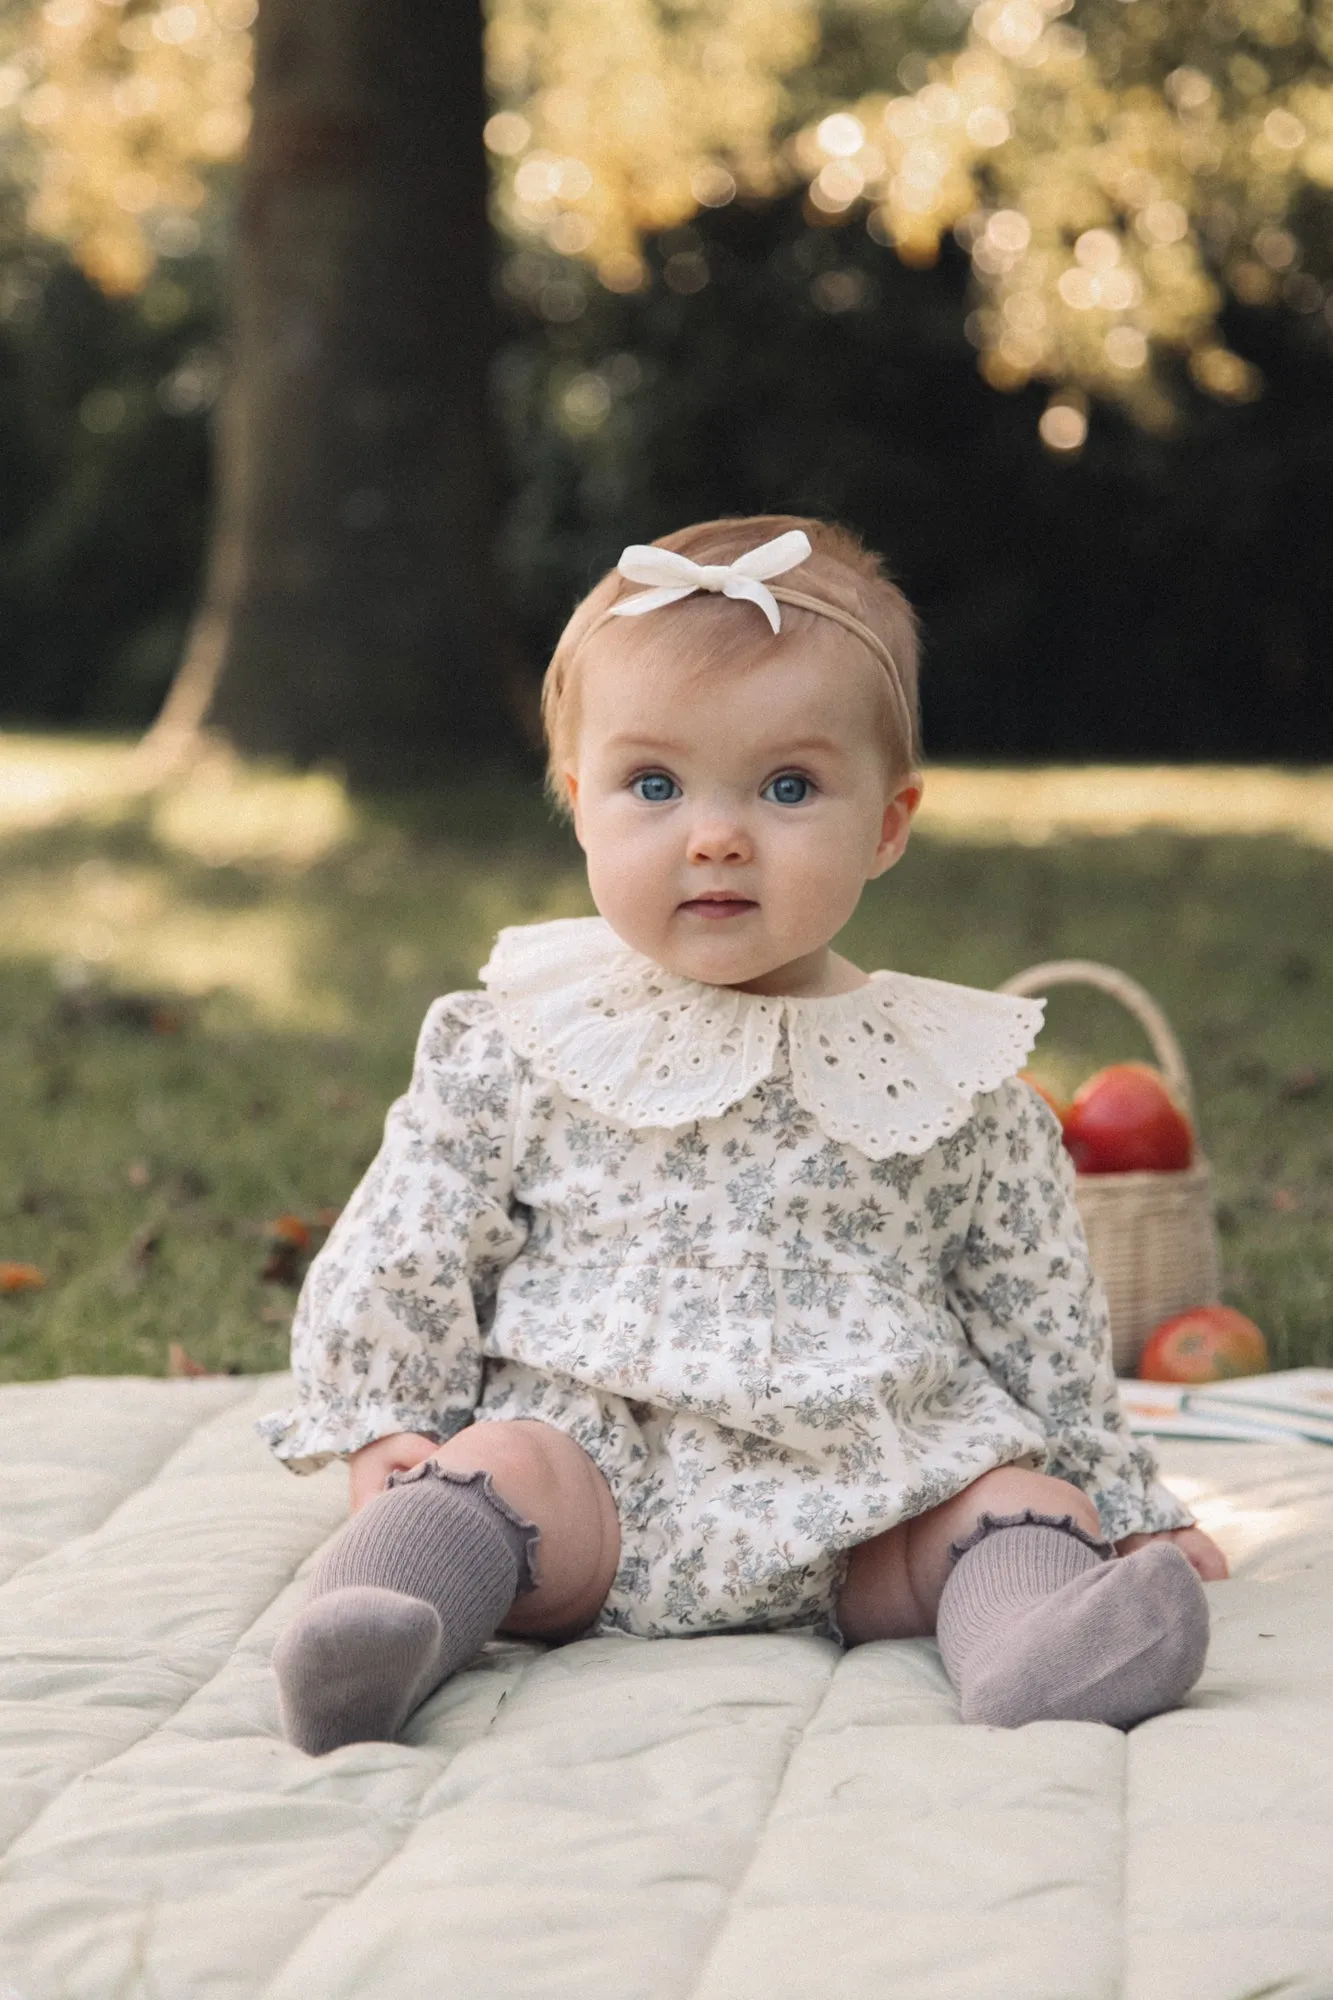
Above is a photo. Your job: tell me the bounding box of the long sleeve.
[945,1078,1192,1541]
[257,993,528,1473]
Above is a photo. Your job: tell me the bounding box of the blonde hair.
[541,513,921,812]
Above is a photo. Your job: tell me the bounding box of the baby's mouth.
[678,893,758,919]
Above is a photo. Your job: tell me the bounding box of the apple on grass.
[1061,1061,1194,1174]
[1138,1306,1270,1383]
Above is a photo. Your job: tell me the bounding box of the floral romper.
[259,918,1189,1638]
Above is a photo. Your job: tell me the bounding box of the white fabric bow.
[608,529,812,635]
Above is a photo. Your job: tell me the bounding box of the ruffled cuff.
[254,1398,474,1475]
[1095,1475,1195,1542]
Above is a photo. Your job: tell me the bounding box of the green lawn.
[1,738,1330,1380]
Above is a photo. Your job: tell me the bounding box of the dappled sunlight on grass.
[149,757,355,870]
[3,860,346,1030]
[0,735,590,1030]
[0,734,143,830]
[920,766,1333,848]
[0,733,355,869]
[6,736,1333,864]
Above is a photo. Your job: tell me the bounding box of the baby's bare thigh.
[838,1466,1103,1645]
[431,1419,621,1640]
[838,1519,927,1644]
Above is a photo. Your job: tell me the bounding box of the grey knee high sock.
[273,1460,540,1755]
[936,1509,1209,1730]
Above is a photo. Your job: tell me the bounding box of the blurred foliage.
[0,748,1329,1379]
[776,0,1333,423]
[1,0,1331,746]
[5,0,1333,412]
[0,238,218,724]
[2,185,1331,751]
[0,0,251,295]
[492,191,1332,759]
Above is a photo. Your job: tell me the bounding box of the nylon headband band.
[577,586,915,755]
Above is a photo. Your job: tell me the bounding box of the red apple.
[1019,1070,1068,1125]
[1138,1306,1270,1383]
[1062,1061,1194,1174]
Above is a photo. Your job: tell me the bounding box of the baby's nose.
[688,814,753,861]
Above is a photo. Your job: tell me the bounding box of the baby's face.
[565,637,920,996]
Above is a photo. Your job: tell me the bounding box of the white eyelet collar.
[479,918,1043,1160]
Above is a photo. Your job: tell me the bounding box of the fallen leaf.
[127,1160,152,1190]
[1281,1066,1324,1101]
[0,1262,45,1293]
[261,1244,303,1285]
[122,1225,163,1288]
[1271,1188,1301,1213]
[268,1214,311,1250]
[57,990,187,1034]
[130,1226,161,1264]
[319,1083,364,1112]
[168,1342,218,1377]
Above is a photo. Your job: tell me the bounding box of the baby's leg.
[838,1464,1208,1728]
[273,1422,620,1754]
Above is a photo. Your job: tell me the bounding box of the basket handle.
[998,959,1196,1115]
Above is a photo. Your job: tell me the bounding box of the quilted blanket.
[2,1374,1333,2000]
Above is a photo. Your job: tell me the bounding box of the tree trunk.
[147,0,533,782]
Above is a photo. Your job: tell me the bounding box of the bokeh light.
[5,0,1333,414]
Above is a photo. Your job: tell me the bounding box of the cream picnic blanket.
[1,1373,1332,2000]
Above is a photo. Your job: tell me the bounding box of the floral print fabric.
[259,975,1189,1639]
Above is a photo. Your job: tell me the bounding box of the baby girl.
[261,513,1227,1755]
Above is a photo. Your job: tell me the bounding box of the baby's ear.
[871,775,922,876]
[563,771,585,842]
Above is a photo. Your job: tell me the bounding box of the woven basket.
[999,959,1222,1375]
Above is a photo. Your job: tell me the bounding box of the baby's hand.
[347,1431,440,1514]
[1115,1525,1229,1581]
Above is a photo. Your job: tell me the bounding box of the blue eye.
[631,773,680,803]
[763,773,811,805]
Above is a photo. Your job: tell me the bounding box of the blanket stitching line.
[0,1378,253,1599]
[1116,1727,1129,2000]
[0,1385,341,1868]
[677,1647,840,2000]
[0,1530,337,1872]
[250,1643,548,2000]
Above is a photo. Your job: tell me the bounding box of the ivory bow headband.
[576,529,914,752]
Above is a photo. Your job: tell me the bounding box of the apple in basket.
[1138,1306,1270,1383]
[1060,1062,1194,1174]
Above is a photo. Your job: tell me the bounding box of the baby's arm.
[257,995,527,1476]
[348,1432,440,1512]
[1117,1524,1226,1578]
[945,1077,1226,1575]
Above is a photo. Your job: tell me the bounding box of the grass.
[0,735,1330,1381]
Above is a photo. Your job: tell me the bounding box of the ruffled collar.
[479,918,1043,1160]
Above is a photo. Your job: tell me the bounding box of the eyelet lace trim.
[480,918,1043,1159]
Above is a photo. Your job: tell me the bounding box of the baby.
[261,513,1227,1755]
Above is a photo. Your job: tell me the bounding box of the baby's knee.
[443,1420,620,1638]
[436,1418,614,1549]
[968,1465,1103,1541]
[437,1418,565,1514]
